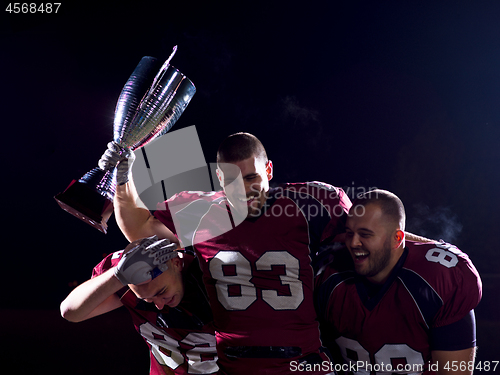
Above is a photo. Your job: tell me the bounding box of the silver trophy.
[55,47,196,233]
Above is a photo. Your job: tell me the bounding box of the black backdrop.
[2,1,498,373]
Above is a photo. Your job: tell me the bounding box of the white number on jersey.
[209,250,304,311]
[209,251,256,310]
[336,336,425,374]
[139,323,218,374]
[425,242,459,268]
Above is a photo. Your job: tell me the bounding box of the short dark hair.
[352,189,406,231]
[216,132,268,165]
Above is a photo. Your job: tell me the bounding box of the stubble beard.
[356,237,392,279]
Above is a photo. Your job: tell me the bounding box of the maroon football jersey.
[154,182,351,374]
[93,251,218,375]
[315,241,482,375]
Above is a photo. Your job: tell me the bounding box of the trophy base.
[54,179,114,234]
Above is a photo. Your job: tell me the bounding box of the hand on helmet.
[114,235,178,286]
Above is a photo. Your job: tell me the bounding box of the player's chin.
[247,207,262,218]
[248,200,264,216]
[165,295,180,308]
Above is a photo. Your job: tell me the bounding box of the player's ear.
[394,229,405,248]
[266,160,273,181]
[170,256,182,271]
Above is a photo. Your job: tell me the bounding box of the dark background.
[1,1,499,373]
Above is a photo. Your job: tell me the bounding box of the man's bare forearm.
[114,181,179,244]
[114,181,153,241]
[405,231,436,243]
[60,269,124,322]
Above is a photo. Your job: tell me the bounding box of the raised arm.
[114,180,177,243]
[99,142,178,243]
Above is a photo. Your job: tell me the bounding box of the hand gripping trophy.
[55,47,196,233]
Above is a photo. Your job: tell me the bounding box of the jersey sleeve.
[310,182,351,243]
[90,251,129,298]
[281,182,351,242]
[434,246,481,328]
[406,242,482,329]
[430,309,477,350]
[91,251,123,278]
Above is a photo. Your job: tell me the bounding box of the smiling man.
[345,190,406,284]
[106,132,352,374]
[215,132,273,219]
[315,189,482,375]
[60,236,218,375]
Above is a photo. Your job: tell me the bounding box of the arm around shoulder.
[405,231,436,243]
